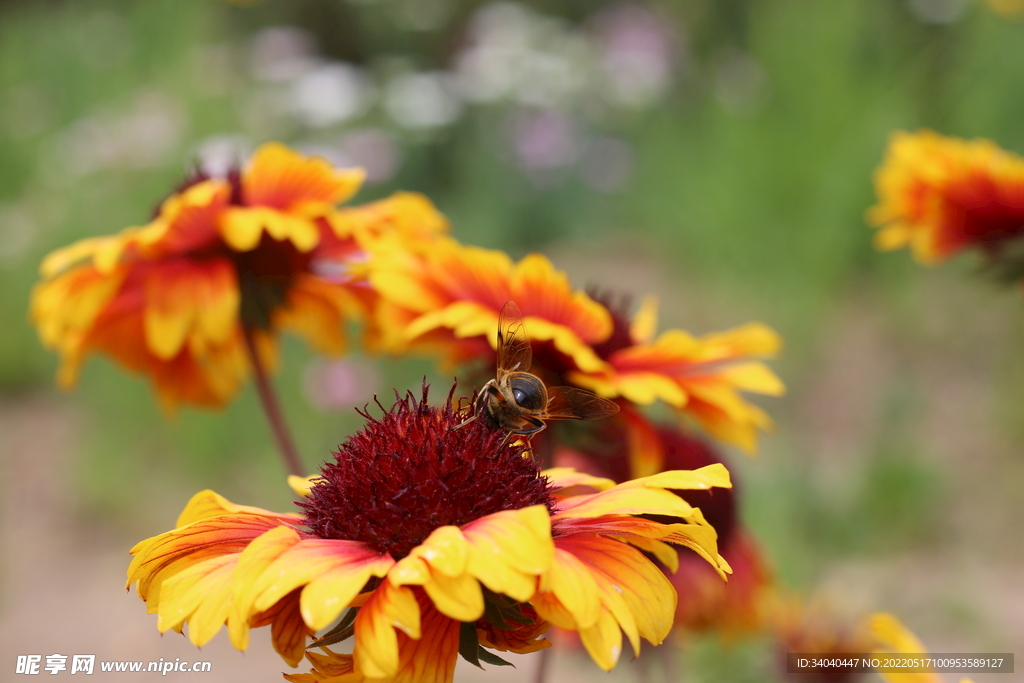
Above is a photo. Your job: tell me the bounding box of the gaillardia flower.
[30,143,447,409]
[127,384,732,681]
[868,129,1024,265]
[367,237,783,457]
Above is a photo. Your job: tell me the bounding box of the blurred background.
[2,0,1023,680]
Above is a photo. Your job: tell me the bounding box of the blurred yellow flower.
[984,0,1024,16]
[871,613,976,683]
[868,129,1024,265]
[30,143,447,410]
[126,385,733,680]
[772,599,977,683]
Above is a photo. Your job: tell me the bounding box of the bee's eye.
[509,376,546,411]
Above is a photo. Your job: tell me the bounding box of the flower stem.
[533,647,550,683]
[242,326,304,477]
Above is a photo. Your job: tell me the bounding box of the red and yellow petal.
[508,253,612,348]
[228,525,305,652]
[542,467,616,495]
[352,579,421,679]
[143,180,231,259]
[294,593,458,683]
[291,596,461,683]
[570,323,783,453]
[332,191,450,245]
[30,263,129,387]
[175,489,301,528]
[387,505,553,622]
[156,553,237,643]
[127,512,290,612]
[243,143,365,213]
[535,535,677,670]
[39,233,129,278]
[249,539,395,632]
[285,647,357,683]
[220,207,321,253]
[142,258,239,360]
[375,596,461,683]
[461,506,552,602]
[553,463,731,521]
[367,236,612,371]
[80,287,251,411]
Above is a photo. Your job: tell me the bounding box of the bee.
[453,300,619,444]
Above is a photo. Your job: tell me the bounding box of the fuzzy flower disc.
[299,385,555,559]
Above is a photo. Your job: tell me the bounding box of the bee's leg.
[503,419,546,453]
[451,386,489,431]
[517,417,546,438]
[451,406,479,431]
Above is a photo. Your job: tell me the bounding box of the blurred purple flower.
[303,358,381,412]
[510,109,578,170]
[590,3,679,108]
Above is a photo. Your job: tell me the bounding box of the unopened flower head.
[126,382,733,681]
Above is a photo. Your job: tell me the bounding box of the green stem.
[242,326,304,477]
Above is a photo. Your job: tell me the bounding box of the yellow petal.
[250,539,393,631]
[353,580,421,679]
[288,474,320,497]
[541,467,616,493]
[629,295,659,344]
[405,526,469,578]
[157,554,235,645]
[538,547,602,629]
[719,362,786,396]
[629,463,732,492]
[228,525,302,650]
[422,570,483,622]
[578,610,623,671]
[219,207,320,253]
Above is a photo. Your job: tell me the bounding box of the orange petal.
[242,142,365,211]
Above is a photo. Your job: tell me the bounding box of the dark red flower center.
[587,288,637,359]
[298,383,556,559]
[235,235,311,330]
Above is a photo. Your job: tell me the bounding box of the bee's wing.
[544,386,620,421]
[496,301,532,381]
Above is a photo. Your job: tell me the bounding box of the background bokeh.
[2,0,1023,681]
